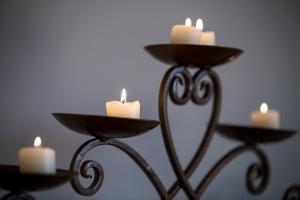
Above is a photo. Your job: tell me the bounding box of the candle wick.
[121,99,125,104]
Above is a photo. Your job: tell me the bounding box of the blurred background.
[0,0,299,199]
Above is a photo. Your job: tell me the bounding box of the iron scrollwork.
[159,65,221,199]
[159,65,270,199]
[70,138,170,199]
[196,145,270,197]
[69,65,281,199]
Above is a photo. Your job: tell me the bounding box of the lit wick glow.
[185,18,192,26]
[121,88,126,104]
[196,18,203,31]
[260,103,268,113]
[34,136,42,148]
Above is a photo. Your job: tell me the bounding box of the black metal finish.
[157,65,272,199]
[144,44,243,68]
[0,165,75,200]
[196,145,269,197]
[1,192,35,200]
[0,165,75,192]
[283,185,300,200]
[159,66,221,199]
[65,65,272,199]
[70,138,170,199]
[217,124,297,144]
[53,113,160,139]
[53,44,298,199]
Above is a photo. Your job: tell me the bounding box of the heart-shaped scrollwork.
[159,65,271,199]
[159,65,221,199]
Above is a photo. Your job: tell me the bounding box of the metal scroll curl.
[191,69,214,105]
[70,139,104,196]
[245,148,270,195]
[169,67,192,105]
[159,65,221,199]
[70,138,170,199]
[168,67,214,106]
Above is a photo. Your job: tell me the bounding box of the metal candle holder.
[0,165,75,200]
[51,44,299,199]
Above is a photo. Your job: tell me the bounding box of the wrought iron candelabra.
[53,44,299,199]
[0,44,299,200]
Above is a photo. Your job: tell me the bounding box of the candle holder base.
[1,192,35,200]
[0,165,75,200]
[144,44,243,68]
[216,124,297,144]
[53,113,160,139]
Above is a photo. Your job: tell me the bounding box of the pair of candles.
[107,96,281,129]
[105,91,280,130]
[170,18,216,45]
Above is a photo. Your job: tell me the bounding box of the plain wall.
[0,0,299,199]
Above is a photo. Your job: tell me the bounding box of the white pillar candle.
[251,103,280,129]
[200,32,216,46]
[196,19,216,46]
[19,137,56,174]
[170,18,202,44]
[106,88,140,119]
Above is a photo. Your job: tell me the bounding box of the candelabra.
[0,44,298,200]
[53,44,298,199]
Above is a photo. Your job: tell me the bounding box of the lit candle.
[106,88,140,119]
[170,18,202,44]
[251,102,280,129]
[197,19,216,46]
[19,137,56,174]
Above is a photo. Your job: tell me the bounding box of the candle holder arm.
[1,192,35,200]
[69,138,170,199]
[195,144,270,198]
[283,184,300,200]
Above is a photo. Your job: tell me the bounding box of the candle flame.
[196,18,203,30]
[185,18,192,26]
[34,136,42,147]
[121,88,126,104]
[260,102,268,113]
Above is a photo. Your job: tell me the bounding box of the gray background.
[0,0,299,199]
